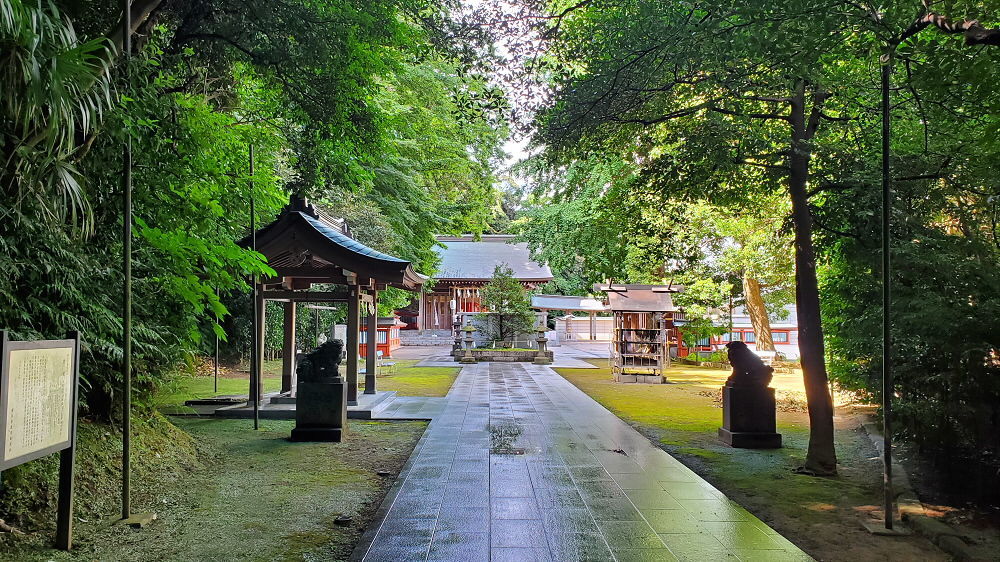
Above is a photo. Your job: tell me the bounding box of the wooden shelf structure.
[612,311,670,377]
[597,284,684,383]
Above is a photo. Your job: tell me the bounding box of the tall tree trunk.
[788,85,838,475]
[742,274,775,351]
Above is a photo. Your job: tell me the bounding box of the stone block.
[291,379,346,442]
[718,427,781,448]
[719,383,781,449]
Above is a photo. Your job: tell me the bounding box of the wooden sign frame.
[0,331,81,550]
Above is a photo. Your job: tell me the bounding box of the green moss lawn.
[362,359,458,397]
[152,359,282,414]
[555,360,945,560]
[3,419,425,561]
[156,357,458,415]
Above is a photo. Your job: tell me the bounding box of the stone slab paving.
[546,355,599,369]
[353,362,811,561]
[556,341,611,358]
[374,396,447,420]
[416,355,598,369]
[415,355,466,367]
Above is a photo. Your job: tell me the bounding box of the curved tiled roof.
[239,195,424,290]
[301,213,407,264]
[433,235,553,280]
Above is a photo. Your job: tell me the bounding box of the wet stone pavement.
[353,362,811,561]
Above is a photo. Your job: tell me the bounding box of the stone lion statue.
[297,338,344,383]
[725,341,773,387]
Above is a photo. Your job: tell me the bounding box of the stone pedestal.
[718,382,781,448]
[614,373,665,384]
[290,378,347,442]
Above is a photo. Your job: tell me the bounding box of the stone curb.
[860,418,985,560]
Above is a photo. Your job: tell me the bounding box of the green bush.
[822,223,1000,496]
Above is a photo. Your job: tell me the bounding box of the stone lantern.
[460,325,477,364]
[533,326,552,365]
[452,320,463,357]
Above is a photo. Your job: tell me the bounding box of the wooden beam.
[281,301,296,394]
[259,290,348,302]
[365,289,378,395]
[418,291,425,330]
[346,285,360,405]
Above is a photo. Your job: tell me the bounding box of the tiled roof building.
[403,235,553,331]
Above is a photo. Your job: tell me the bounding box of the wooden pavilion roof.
[239,195,425,291]
[595,284,682,313]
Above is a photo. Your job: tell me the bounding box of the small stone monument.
[718,341,781,448]
[459,325,477,364]
[290,339,347,442]
[533,326,552,365]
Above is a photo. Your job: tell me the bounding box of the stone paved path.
[353,362,811,561]
[376,396,447,419]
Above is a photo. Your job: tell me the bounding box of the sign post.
[0,331,81,550]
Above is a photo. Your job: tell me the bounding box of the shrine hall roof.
[433,235,553,281]
[531,294,609,312]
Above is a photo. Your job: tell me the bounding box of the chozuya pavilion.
[237,195,424,413]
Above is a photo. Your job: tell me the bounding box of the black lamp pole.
[120,0,133,523]
[214,287,220,394]
[249,144,259,430]
[880,49,895,531]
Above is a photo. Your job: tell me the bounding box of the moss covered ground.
[0,414,201,537]
[155,358,458,414]
[361,359,458,397]
[2,418,425,561]
[555,360,946,561]
[154,374,283,414]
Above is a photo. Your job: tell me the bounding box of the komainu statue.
[297,339,344,383]
[725,341,773,387]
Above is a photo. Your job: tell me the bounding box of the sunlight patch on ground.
[361,359,459,397]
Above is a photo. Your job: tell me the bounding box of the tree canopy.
[3,0,1000,488]
[503,0,1000,475]
[0,0,507,417]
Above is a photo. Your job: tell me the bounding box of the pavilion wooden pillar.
[659,312,670,370]
[589,312,597,340]
[417,290,425,331]
[281,301,296,394]
[254,291,266,402]
[346,284,360,405]
[365,288,378,395]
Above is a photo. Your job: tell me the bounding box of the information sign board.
[0,332,81,550]
[1,340,76,469]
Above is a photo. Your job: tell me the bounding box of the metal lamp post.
[119,0,154,527]
[880,49,895,532]
[249,144,259,431]
[120,0,133,523]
